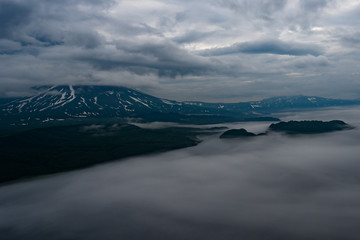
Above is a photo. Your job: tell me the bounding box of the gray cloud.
[0,0,359,100]
[71,40,244,78]
[341,32,360,48]
[0,39,22,54]
[212,0,287,20]
[300,0,330,10]
[75,42,214,77]
[200,39,323,56]
[172,30,217,44]
[291,55,330,68]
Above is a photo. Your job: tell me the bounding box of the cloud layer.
[1,107,360,239]
[0,0,360,101]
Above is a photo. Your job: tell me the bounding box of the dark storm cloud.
[74,40,242,78]
[0,1,32,38]
[27,30,103,49]
[75,43,210,77]
[200,39,323,56]
[0,0,113,45]
[1,107,360,240]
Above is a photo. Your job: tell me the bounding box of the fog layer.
[1,107,360,240]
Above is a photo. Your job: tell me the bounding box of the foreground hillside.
[0,124,204,184]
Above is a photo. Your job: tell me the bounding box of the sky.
[1,0,360,101]
[1,107,360,240]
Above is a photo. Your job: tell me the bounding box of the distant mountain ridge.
[1,85,359,133]
[186,95,360,113]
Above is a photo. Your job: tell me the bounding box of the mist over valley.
[1,107,360,240]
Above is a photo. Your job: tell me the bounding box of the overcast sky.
[1,0,360,101]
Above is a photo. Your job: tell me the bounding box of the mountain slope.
[185,95,360,113]
[248,96,360,112]
[0,85,259,133]
[1,85,235,119]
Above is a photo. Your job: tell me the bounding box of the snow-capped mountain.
[248,95,359,111]
[1,85,358,133]
[0,85,233,124]
[2,85,176,119]
[185,95,360,113]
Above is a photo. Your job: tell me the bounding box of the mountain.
[1,85,225,118]
[1,85,359,134]
[248,96,360,112]
[186,95,360,114]
[1,85,234,116]
[0,85,271,134]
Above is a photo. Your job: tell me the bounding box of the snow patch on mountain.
[307,97,317,103]
[129,96,151,108]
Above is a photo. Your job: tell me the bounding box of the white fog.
[1,107,360,240]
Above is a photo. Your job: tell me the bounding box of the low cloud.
[0,107,360,239]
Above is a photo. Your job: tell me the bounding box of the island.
[220,128,259,138]
[268,120,354,134]
[220,120,354,139]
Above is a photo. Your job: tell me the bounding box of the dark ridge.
[0,123,201,184]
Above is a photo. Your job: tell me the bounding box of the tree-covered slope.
[0,123,202,184]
